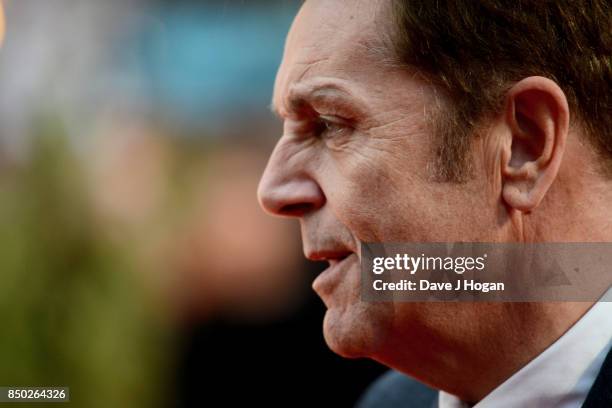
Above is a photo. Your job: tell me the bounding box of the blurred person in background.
[0,1,4,46]
[0,1,387,407]
[258,1,612,407]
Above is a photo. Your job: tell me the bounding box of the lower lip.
[312,253,356,301]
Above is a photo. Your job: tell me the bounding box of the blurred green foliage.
[0,117,171,407]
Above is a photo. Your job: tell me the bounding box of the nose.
[258,141,325,218]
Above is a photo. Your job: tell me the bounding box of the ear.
[500,76,569,212]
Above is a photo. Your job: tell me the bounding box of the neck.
[455,302,593,402]
[377,173,612,402]
[525,168,612,242]
[378,301,594,403]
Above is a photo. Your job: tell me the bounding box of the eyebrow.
[270,81,366,119]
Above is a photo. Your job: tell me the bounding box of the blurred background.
[0,1,385,407]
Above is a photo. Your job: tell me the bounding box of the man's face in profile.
[259,0,517,361]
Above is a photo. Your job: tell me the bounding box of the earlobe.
[501,76,569,213]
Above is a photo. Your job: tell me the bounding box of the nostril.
[258,173,325,217]
[279,202,314,216]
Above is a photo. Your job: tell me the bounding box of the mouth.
[309,250,357,302]
[326,253,351,267]
[307,249,353,264]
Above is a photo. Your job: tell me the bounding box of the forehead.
[273,0,388,112]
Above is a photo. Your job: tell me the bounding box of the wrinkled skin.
[258,0,600,402]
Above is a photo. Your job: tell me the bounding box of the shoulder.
[583,346,612,408]
[356,370,438,408]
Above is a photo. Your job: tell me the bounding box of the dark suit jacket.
[356,347,612,408]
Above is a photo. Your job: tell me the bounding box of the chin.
[321,300,394,359]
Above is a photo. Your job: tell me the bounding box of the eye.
[315,115,351,139]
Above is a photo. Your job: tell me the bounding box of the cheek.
[320,148,494,242]
[319,141,436,241]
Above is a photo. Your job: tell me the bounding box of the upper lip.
[306,249,353,264]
